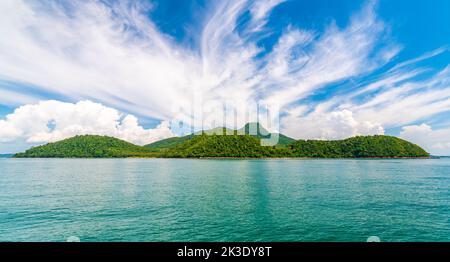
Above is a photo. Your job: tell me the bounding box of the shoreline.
[9,156,435,160]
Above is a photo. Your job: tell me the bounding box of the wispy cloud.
[0,0,395,117]
[0,0,193,120]
[249,0,286,32]
[0,87,41,106]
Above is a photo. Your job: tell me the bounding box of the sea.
[0,158,448,242]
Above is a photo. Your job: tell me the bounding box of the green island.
[14,123,429,158]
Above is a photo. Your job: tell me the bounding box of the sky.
[0,0,450,155]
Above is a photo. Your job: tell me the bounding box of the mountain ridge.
[145,122,295,150]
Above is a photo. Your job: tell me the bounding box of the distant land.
[14,123,430,159]
[0,154,13,158]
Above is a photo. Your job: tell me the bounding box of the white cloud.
[0,100,174,146]
[297,53,450,132]
[400,124,450,155]
[261,1,399,108]
[0,0,193,120]
[282,109,384,140]
[249,0,285,31]
[352,65,450,127]
[0,87,41,107]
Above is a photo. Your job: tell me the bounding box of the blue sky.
[0,0,449,154]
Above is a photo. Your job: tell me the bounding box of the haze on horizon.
[0,0,449,155]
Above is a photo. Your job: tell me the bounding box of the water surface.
[0,158,449,242]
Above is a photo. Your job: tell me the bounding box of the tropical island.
[14,123,429,158]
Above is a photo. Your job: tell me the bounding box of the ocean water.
[0,158,448,242]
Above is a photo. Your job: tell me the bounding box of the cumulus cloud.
[282,109,384,140]
[400,124,450,155]
[0,100,174,145]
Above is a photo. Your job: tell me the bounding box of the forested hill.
[145,122,295,150]
[239,122,296,146]
[14,135,157,158]
[145,134,193,150]
[290,135,429,158]
[161,134,290,158]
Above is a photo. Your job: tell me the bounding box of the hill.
[14,135,157,158]
[161,134,291,158]
[239,122,296,146]
[145,122,295,150]
[145,127,235,150]
[145,135,193,150]
[290,135,429,158]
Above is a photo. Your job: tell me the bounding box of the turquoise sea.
[0,158,449,242]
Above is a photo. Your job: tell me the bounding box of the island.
[14,123,429,158]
